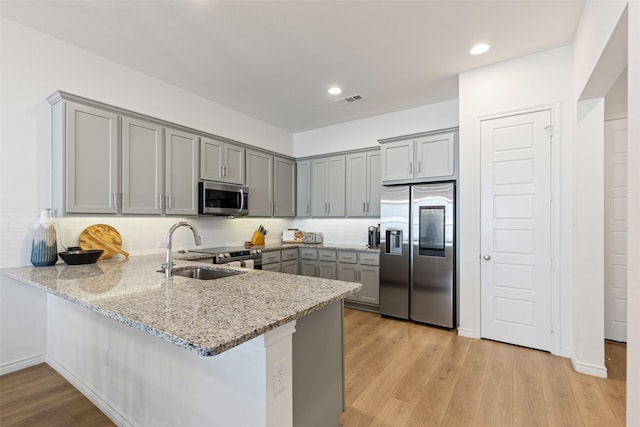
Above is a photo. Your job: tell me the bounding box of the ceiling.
[0,0,585,133]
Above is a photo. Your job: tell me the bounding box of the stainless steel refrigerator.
[379,182,455,328]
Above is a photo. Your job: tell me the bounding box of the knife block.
[250,231,265,246]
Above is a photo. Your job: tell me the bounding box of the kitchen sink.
[161,266,246,280]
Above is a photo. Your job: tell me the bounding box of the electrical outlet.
[273,360,286,395]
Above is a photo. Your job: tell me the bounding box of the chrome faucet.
[163,222,203,278]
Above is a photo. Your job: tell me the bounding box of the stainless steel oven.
[198,181,249,216]
[191,247,262,269]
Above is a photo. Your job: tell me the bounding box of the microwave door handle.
[238,188,244,214]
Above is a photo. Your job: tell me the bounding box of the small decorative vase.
[30,208,58,267]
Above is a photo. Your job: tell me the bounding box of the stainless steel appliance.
[198,181,249,216]
[303,232,324,244]
[379,182,455,328]
[367,225,380,248]
[190,247,262,269]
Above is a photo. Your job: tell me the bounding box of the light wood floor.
[340,308,627,427]
[0,309,627,426]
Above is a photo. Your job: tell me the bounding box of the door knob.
[483,255,491,260]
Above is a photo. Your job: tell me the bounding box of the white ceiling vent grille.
[334,93,365,105]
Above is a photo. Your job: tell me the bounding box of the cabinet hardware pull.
[418,161,422,173]
[409,161,413,174]
[157,195,161,209]
[363,202,366,212]
[328,203,331,214]
[113,192,118,209]
[167,195,172,209]
[224,165,228,177]
[307,204,310,215]
[366,201,370,213]
[221,166,224,177]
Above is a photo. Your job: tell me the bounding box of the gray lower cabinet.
[121,117,163,214]
[165,128,199,215]
[246,149,273,216]
[318,261,337,280]
[338,251,380,306]
[281,260,299,275]
[300,260,317,277]
[262,262,281,272]
[54,100,119,214]
[273,157,296,217]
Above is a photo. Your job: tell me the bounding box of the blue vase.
[30,208,58,267]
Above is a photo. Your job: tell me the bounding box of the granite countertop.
[232,242,381,253]
[0,255,361,357]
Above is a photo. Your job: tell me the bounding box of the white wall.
[293,99,459,158]
[292,99,459,236]
[572,98,606,376]
[626,2,639,424]
[458,46,574,357]
[0,17,295,370]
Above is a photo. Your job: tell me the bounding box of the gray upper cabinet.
[200,136,245,185]
[380,130,457,184]
[346,150,380,217]
[63,101,119,214]
[121,117,163,215]
[296,160,311,217]
[380,140,413,183]
[246,149,273,216]
[165,128,199,215]
[273,157,296,217]
[414,132,455,180]
[311,156,345,217]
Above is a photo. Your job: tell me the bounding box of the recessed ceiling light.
[328,87,342,95]
[470,43,490,55]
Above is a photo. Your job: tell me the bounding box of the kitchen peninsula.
[0,255,360,427]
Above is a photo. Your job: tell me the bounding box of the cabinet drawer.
[358,252,380,266]
[318,249,337,262]
[337,251,357,264]
[281,259,298,275]
[300,248,318,260]
[262,262,281,272]
[262,251,281,264]
[281,248,298,261]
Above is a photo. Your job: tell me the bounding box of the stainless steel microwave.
[198,181,249,216]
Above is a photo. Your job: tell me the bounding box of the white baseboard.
[0,353,46,376]
[571,352,608,378]
[457,327,478,339]
[46,355,137,427]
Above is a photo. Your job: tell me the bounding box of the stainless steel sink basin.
[162,266,246,280]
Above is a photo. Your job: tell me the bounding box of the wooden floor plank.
[0,308,627,427]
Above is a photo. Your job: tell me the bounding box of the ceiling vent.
[334,93,365,105]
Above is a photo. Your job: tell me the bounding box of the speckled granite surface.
[205,242,381,254]
[0,255,361,356]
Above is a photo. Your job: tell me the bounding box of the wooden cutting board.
[79,224,129,260]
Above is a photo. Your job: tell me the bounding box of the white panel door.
[604,118,628,342]
[480,109,552,351]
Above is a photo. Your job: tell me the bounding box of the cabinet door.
[223,143,245,185]
[296,160,311,217]
[281,260,299,275]
[381,140,413,183]
[415,132,455,179]
[65,102,118,214]
[273,157,296,217]
[318,261,337,279]
[367,151,381,217]
[326,156,346,217]
[311,158,328,216]
[262,262,281,272]
[359,265,380,305]
[246,149,273,216]
[337,263,359,282]
[122,117,164,214]
[300,260,317,277]
[346,152,368,217]
[165,128,198,215]
[200,137,224,182]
